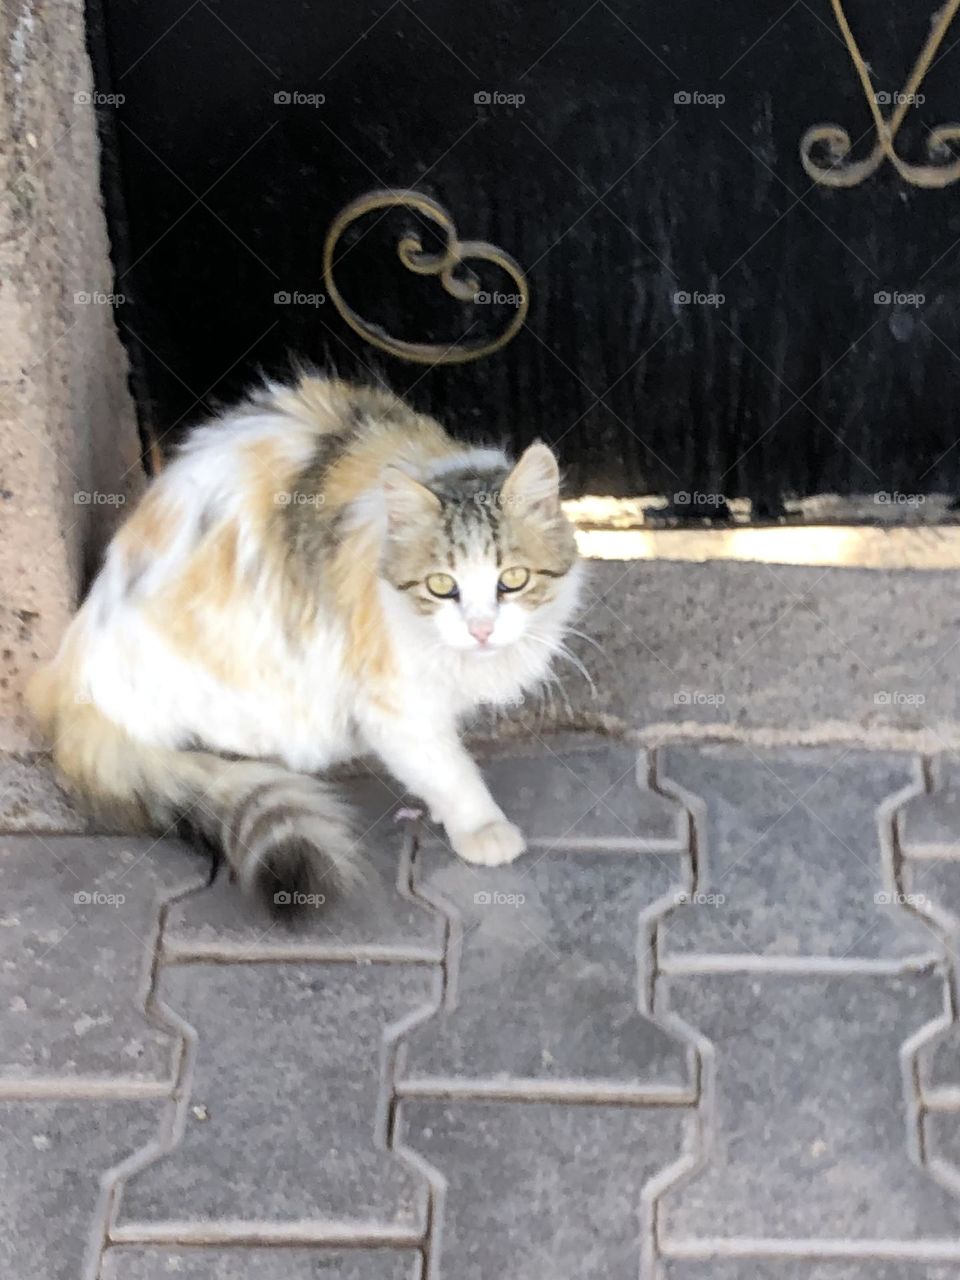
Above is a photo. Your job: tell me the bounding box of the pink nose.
[468,619,494,645]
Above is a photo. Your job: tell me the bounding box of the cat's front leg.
[359,709,525,866]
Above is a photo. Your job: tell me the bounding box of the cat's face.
[380,443,579,656]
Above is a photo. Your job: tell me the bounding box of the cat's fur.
[28,376,582,912]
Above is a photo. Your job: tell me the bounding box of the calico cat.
[28,375,583,911]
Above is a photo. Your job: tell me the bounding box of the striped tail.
[28,684,358,918]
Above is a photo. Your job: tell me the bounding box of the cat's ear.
[381,467,441,531]
[501,441,561,520]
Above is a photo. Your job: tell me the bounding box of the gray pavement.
[3,736,960,1278]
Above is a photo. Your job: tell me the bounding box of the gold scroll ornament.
[322,189,529,364]
[801,0,960,188]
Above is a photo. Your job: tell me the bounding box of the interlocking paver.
[397,1098,685,1279]
[437,736,686,850]
[659,746,935,962]
[659,971,960,1241]
[165,776,443,962]
[400,840,688,1093]
[0,834,200,1085]
[902,756,960,860]
[0,1100,161,1280]
[116,962,432,1236]
[101,1247,420,1278]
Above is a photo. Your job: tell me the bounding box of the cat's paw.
[451,819,526,866]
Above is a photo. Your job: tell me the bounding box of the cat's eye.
[426,572,459,599]
[498,566,530,593]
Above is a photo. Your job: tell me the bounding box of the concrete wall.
[0,0,142,754]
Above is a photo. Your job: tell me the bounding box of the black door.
[88,0,960,511]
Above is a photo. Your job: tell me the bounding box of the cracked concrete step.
[660,971,960,1242]
[398,1098,685,1279]
[659,746,935,963]
[0,834,201,1086]
[116,962,433,1237]
[0,1100,162,1280]
[101,1247,420,1278]
[165,776,443,962]
[456,737,687,849]
[400,836,690,1096]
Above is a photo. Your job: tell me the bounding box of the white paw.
[451,820,526,866]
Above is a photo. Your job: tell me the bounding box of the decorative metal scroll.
[322,189,529,364]
[801,0,960,188]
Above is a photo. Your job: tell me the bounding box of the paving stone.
[897,856,960,1100]
[663,1263,960,1278]
[0,834,201,1084]
[659,746,934,961]
[399,838,690,1093]
[101,1247,420,1279]
[901,789,960,860]
[660,972,960,1241]
[399,1098,685,1279]
[926,1112,960,1194]
[117,962,433,1235]
[429,736,685,850]
[0,1100,161,1280]
[166,776,442,961]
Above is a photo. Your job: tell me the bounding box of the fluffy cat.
[29,375,583,911]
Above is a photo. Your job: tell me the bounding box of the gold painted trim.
[572,523,960,569]
[801,0,960,188]
[323,189,529,364]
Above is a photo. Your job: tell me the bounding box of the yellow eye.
[426,572,459,599]
[498,566,530,593]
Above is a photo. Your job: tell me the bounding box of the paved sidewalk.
[3,734,960,1278]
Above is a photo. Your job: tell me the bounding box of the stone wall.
[0,0,142,755]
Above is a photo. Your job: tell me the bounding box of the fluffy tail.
[28,675,356,917]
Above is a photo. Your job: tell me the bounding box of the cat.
[28,374,583,912]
